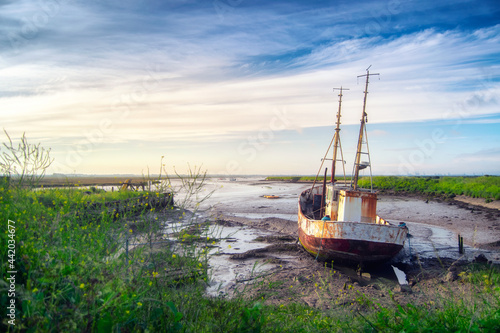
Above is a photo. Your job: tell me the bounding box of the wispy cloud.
[0,0,499,174]
[453,148,500,164]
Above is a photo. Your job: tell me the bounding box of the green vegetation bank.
[0,177,498,331]
[0,129,498,331]
[267,176,500,201]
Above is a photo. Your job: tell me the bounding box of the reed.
[2,180,499,331]
[0,132,498,331]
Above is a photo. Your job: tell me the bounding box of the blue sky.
[0,0,499,176]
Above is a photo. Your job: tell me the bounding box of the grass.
[267,175,500,201]
[0,179,203,331]
[266,176,351,182]
[357,175,500,201]
[1,176,500,331]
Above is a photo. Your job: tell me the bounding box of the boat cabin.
[324,184,377,223]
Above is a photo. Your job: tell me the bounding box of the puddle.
[159,178,500,297]
[161,209,206,235]
[228,212,297,221]
[204,225,278,297]
[398,221,500,264]
[159,211,283,298]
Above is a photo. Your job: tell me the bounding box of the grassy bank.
[359,175,500,201]
[1,177,500,332]
[267,175,500,201]
[266,176,351,182]
[35,176,170,189]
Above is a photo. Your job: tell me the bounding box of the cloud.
[453,147,500,164]
[369,129,389,137]
[1,1,499,175]
[2,24,499,146]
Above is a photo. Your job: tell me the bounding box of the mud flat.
[202,178,500,251]
[193,178,500,308]
[376,195,500,250]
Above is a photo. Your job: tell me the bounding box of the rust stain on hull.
[298,72,409,264]
[298,227,404,262]
[298,189,409,263]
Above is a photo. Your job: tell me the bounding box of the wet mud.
[191,178,500,308]
[140,178,499,309]
[204,217,498,310]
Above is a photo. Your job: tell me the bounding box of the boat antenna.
[352,66,379,190]
[331,87,348,184]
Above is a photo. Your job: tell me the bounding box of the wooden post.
[458,234,464,254]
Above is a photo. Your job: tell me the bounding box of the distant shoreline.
[9,175,500,210]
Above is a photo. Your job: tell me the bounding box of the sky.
[0,0,499,176]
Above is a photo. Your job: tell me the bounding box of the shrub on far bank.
[357,176,500,201]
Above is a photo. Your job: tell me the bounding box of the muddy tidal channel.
[169,178,500,306]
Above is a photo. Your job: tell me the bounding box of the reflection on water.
[205,226,276,297]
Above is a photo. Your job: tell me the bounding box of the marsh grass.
[357,175,500,201]
[1,172,500,331]
[267,175,500,201]
[347,261,500,332]
[228,258,500,332]
[0,165,218,331]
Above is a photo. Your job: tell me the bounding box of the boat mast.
[308,85,348,197]
[331,87,348,183]
[352,66,379,190]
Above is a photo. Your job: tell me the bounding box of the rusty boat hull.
[298,70,409,264]
[298,186,408,264]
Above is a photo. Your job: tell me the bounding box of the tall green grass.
[357,176,500,200]
[267,175,500,200]
[1,178,500,331]
[0,182,208,331]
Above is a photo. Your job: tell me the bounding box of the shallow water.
[164,178,500,295]
[205,225,276,297]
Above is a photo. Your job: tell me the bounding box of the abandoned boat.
[298,69,408,264]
